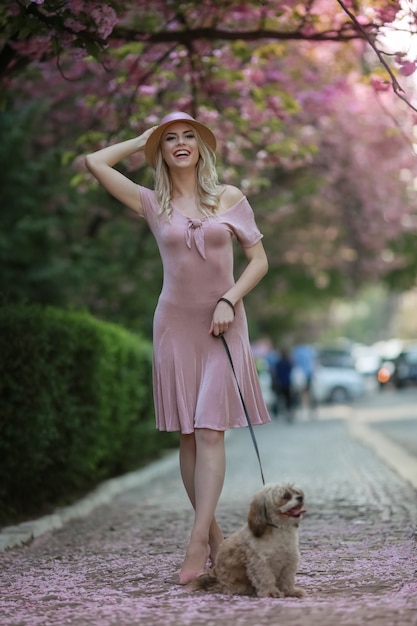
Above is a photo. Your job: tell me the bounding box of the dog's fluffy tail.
[188,571,223,593]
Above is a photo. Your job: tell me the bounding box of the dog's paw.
[259,587,283,598]
[286,586,306,598]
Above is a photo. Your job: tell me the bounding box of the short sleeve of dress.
[137,185,159,222]
[223,196,264,248]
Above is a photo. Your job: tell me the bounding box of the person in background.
[252,337,280,417]
[271,348,295,421]
[291,342,317,417]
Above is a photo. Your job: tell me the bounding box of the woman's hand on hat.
[138,125,158,149]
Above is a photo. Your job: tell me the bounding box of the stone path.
[0,397,416,626]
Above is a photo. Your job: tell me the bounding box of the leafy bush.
[0,304,178,524]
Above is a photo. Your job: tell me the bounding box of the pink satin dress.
[138,185,271,434]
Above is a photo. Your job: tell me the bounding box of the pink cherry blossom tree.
[2,0,417,333]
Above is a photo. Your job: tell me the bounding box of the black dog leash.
[220,334,266,486]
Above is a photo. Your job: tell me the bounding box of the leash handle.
[220,335,266,486]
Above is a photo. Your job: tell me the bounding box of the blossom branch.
[336,0,417,114]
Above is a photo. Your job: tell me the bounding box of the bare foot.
[179,540,208,585]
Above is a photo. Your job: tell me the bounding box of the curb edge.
[0,450,179,552]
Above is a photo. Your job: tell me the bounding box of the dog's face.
[248,483,306,537]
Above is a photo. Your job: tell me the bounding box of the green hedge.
[0,304,178,524]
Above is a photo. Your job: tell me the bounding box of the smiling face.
[160,122,200,169]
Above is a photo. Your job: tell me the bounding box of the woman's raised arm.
[85,127,156,216]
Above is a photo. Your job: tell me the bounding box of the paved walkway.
[1,391,417,626]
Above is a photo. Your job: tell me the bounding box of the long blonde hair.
[153,130,220,219]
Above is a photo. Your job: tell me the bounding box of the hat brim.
[144,117,216,168]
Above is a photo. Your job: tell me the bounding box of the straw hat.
[144,111,217,168]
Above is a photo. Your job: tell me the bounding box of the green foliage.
[0,103,162,335]
[384,231,417,293]
[0,304,178,524]
[0,104,78,307]
[318,286,398,345]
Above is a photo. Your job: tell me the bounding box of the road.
[0,387,416,626]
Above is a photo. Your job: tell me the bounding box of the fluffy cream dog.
[190,483,306,598]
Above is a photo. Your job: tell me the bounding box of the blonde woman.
[85,112,270,585]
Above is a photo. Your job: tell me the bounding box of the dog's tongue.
[289,508,306,517]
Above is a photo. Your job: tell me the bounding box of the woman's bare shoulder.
[217,184,244,211]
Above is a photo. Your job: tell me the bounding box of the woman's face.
[160,122,200,169]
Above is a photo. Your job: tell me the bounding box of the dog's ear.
[247,491,269,537]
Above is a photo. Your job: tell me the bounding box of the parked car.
[317,347,355,369]
[392,345,417,388]
[312,348,366,404]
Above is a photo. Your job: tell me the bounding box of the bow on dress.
[185,218,206,259]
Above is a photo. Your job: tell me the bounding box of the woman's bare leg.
[179,433,224,564]
[178,428,225,584]
[179,434,224,566]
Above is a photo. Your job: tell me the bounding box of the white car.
[311,364,366,404]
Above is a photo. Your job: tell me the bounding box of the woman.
[85,111,270,585]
